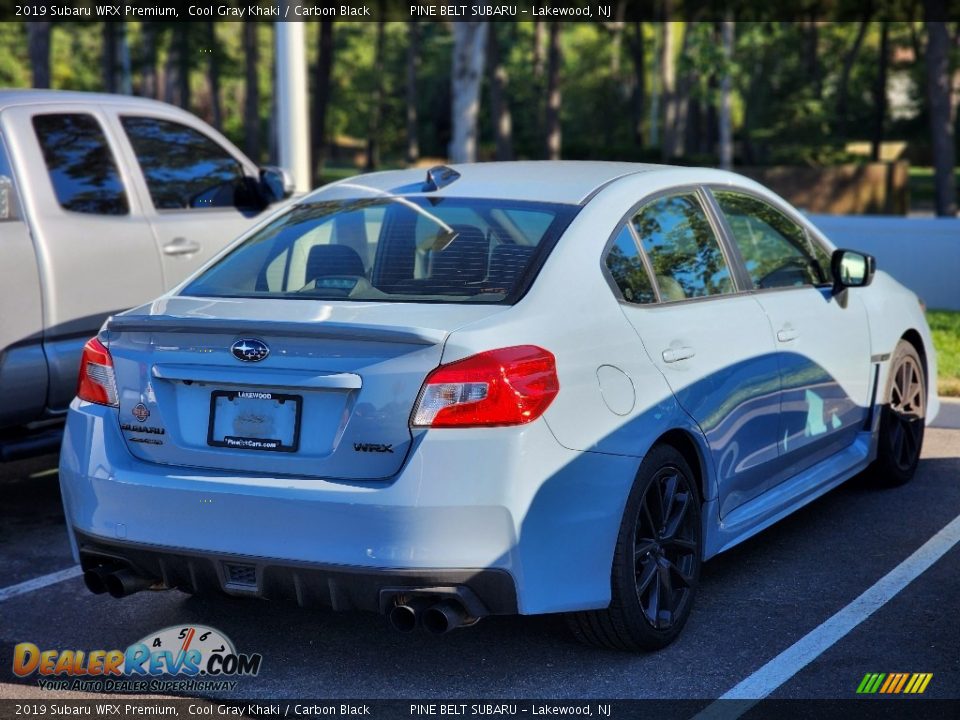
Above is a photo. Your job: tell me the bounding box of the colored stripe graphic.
[857,673,932,694]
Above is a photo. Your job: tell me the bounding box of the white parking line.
[694,511,960,719]
[0,566,82,602]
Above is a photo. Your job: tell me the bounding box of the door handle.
[662,346,696,363]
[162,237,201,256]
[777,327,800,343]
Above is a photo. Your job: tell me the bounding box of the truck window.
[32,114,129,216]
[0,132,20,221]
[120,116,252,211]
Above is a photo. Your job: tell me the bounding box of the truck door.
[110,113,266,289]
[1,106,164,413]
[0,129,46,427]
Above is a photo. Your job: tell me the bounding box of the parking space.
[1,429,958,701]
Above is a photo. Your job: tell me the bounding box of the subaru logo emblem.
[231,339,270,363]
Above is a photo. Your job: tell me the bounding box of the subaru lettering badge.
[231,339,270,363]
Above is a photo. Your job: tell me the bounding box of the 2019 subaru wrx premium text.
[59,161,939,650]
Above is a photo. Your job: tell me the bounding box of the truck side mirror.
[259,166,295,203]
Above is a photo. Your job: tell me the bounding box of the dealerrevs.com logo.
[13,625,262,693]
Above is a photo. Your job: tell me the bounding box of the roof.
[307,161,669,205]
[0,89,188,114]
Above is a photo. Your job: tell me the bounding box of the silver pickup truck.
[0,90,292,458]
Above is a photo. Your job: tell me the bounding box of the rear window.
[182,197,578,304]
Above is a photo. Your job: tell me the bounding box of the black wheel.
[567,444,702,651]
[870,340,926,486]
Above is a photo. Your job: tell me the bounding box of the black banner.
[2,0,960,23]
[1,699,959,720]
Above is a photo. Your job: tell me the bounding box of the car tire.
[869,340,926,486]
[567,444,702,651]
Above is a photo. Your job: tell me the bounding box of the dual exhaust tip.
[83,566,156,598]
[388,596,471,635]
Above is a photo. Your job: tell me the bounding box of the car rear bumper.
[59,400,640,615]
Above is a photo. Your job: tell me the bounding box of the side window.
[632,194,734,301]
[713,191,828,289]
[32,114,128,215]
[120,116,251,211]
[604,225,656,304]
[0,133,20,221]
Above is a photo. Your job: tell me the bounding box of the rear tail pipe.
[388,596,432,633]
[104,569,155,598]
[422,599,469,635]
[82,566,115,595]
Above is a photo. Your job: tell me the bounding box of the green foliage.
[927,310,960,397]
[4,20,950,174]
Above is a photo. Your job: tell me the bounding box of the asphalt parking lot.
[1,424,958,703]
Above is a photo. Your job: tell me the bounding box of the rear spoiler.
[105,315,447,346]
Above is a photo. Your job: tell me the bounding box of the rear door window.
[604,225,656,304]
[32,113,128,215]
[631,194,734,301]
[183,197,578,304]
[120,116,253,211]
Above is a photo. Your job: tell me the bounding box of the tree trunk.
[178,27,191,111]
[118,22,132,94]
[27,22,52,89]
[487,24,513,161]
[609,1,626,80]
[544,21,562,160]
[660,18,677,160]
[207,22,222,130]
[449,19,488,164]
[366,17,386,171]
[627,21,645,146]
[804,18,821,99]
[719,19,734,170]
[924,16,958,215]
[163,29,177,105]
[836,17,872,138]
[142,22,158,98]
[871,21,889,161]
[312,20,334,182]
[648,23,660,149]
[405,21,420,165]
[244,21,260,162]
[533,21,545,80]
[669,22,692,159]
[103,22,117,93]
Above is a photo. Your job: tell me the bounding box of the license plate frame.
[207,390,302,453]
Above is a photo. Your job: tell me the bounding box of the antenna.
[423,165,461,192]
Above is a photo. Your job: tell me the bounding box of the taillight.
[411,345,559,428]
[77,337,118,407]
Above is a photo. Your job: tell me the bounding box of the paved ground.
[1,428,958,702]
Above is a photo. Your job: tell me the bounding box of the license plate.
[207,390,302,453]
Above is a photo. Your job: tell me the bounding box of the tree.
[103,23,117,92]
[449,19,488,163]
[835,17,872,138]
[312,20,334,182]
[626,22,645,146]
[719,19,734,170]
[545,21,562,160]
[141,22,159,99]
[487,23,513,161]
[366,17,386,171]
[406,21,420,165]
[660,18,678,160]
[243,21,260,161]
[871,21,889,162]
[206,22,222,130]
[924,16,958,215]
[26,22,51,89]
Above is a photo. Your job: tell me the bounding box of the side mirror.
[259,166,295,203]
[831,249,876,293]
